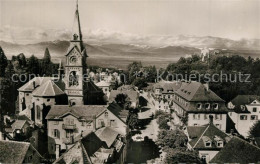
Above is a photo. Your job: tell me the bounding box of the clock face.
[70,55,77,64]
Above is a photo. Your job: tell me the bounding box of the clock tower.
[65,0,87,105]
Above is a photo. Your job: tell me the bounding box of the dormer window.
[205,103,210,110]
[217,141,223,147]
[213,103,218,109]
[214,136,224,148]
[203,136,212,147]
[205,141,211,147]
[241,105,246,111]
[197,103,202,109]
[253,108,257,112]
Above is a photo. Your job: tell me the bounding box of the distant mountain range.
[0,35,260,69]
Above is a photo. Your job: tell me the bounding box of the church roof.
[18,77,53,92]
[32,80,65,97]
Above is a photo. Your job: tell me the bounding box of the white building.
[227,95,260,137]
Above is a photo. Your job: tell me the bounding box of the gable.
[97,109,126,126]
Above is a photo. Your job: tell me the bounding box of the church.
[17,1,105,126]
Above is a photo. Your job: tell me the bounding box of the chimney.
[55,144,60,159]
[204,83,209,91]
[209,115,213,124]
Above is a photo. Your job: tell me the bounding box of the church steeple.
[74,0,82,42]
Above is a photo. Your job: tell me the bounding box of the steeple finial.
[73,0,82,41]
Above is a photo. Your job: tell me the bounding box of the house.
[210,136,260,163]
[227,95,260,137]
[5,120,31,139]
[185,116,230,163]
[0,140,43,164]
[54,130,125,164]
[109,90,139,108]
[172,81,228,131]
[46,103,129,157]
[149,80,182,112]
[96,81,112,98]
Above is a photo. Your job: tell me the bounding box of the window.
[104,88,108,92]
[54,121,59,125]
[205,141,211,147]
[213,103,218,109]
[194,123,198,126]
[217,141,223,147]
[36,105,41,120]
[110,120,116,127]
[197,103,202,109]
[81,121,85,126]
[251,115,258,120]
[105,111,108,118]
[204,114,208,120]
[201,155,207,161]
[193,114,200,120]
[240,115,247,120]
[26,93,29,96]
[159,106,161,109]
[205,103,210,110]
[70,119,74,125]
[47,98,50,102]
[53,129,59,138]
[215,124,221,130]
[241,105,246,111]
[215,114,222,120]
[87,123,92,129]
[98,119,105,127]
[253,108,257,112]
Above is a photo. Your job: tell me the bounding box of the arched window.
[105,111,108,118]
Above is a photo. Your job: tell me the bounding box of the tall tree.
[0,47,8,77]
[165,148,203,164]
[43,48,51,64]
[27,55,39,75]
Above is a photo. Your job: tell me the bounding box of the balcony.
[62,124,76,130]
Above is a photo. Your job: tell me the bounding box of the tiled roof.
[231,95,260,106]
[96,81,111,87]
[210,136,260,163]
[95,127,119,148]
[11,120,28,130]
[187,122,230,149]
[32,80,65,97]
[153,81,182,93]
[18,77,53,92]
[107,102,129,123]
[175,81,224,102]
[230,95,260,113]
[117,85,137,91]
[109,90,138,102]
[55,132,106,164]
[0,140,30,164]
[45,105,107,119]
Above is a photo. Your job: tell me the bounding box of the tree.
[156,129,188,149]
[17,53,27,68]
[127,61,142,83]
[128,112,139,130]
[115,93,130,109]
[43,48,51,64]
[0,47,8,77]
[27,55,39,75]
[249,120,260,138]
[158,118,170,130]
[165,148,203,164]
[132,78,148,90]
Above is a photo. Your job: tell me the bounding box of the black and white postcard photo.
[0,0,260,163]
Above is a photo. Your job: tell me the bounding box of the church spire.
[73,0,83,41]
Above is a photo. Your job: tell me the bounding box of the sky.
[0,0,260,44]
